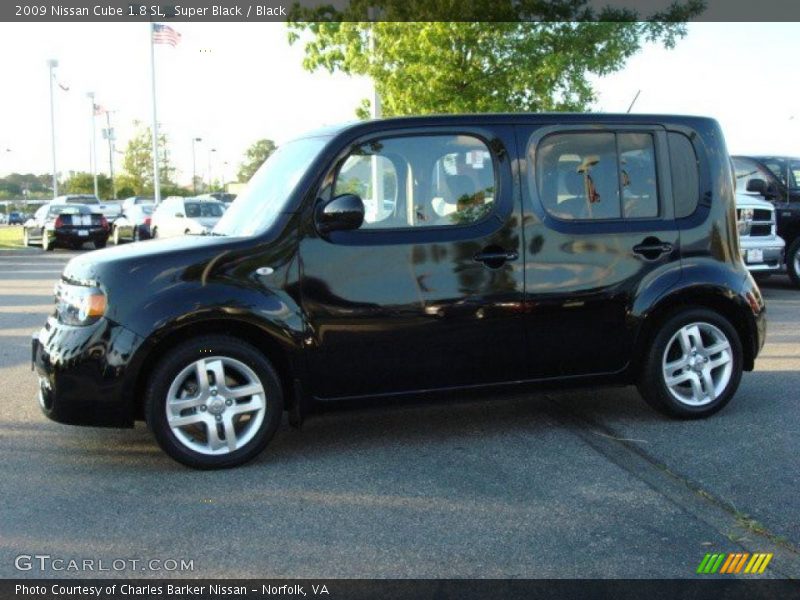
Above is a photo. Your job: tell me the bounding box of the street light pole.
[208,148,216,191]
[191,137,202,194]
[47,59,59,199]
[87,92,99,198]
[105,111,117,199]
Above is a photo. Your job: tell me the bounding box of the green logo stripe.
[697,554,712,574]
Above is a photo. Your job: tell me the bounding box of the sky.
[0,21,798,187]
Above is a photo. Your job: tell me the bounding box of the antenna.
[626,90,642,114]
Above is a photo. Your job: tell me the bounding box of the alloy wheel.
[661,322,733,407]
[165,356,266,455]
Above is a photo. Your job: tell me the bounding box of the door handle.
[633,238,673,260]
[473,248,519,268]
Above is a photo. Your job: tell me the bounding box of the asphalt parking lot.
[0,244,798,579]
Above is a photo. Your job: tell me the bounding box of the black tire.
[787,238,800,288]
[151,226,158,239]
[637,308,743,419]
[145,335,283,469]
[753,273,771,283]
[95,239,107,249]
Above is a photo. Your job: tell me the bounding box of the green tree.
[120,121,175,195]
[63,171,113,198]
[288,1,704,116]
[237,139,276,183]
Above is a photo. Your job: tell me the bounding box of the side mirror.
[746,179,767,195]
[175,212,185,218]
[315,193,365,235]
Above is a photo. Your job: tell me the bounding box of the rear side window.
[534,131,658,221]
[667,132,700,218]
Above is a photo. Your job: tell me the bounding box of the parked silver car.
[150,197,226,239]
[112,203,154,244]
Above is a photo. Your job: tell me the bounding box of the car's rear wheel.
[638,308,742,418]
[145,335,283,469]
[787,238,800,288]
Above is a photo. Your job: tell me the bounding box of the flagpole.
[47,58,59,199]
[87,92,99,197]
[149,23,161,204]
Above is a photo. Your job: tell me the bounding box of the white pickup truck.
[736,192,785,275]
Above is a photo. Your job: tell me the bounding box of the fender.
[632,259,761,371]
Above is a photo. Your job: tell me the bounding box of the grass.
[0,226,23,249]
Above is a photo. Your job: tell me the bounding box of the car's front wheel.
[787,238,800,288]
[145,335,283,469]
[638,308,742,418]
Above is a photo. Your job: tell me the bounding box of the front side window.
[534,131,659,221]
[733,157,774,194]
[332,134,496,230]
[760,158,800,189]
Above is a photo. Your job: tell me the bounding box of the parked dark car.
[23,203,110,250]
[731,155,800,286]
[32,114,766,469]
[7,211,24,225]
[112,203,154,243]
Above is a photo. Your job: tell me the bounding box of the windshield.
[186,202,224,218]
[761,158,800,189]
[214,136,330,236]
[65,196,99,204]
[49,205,90,216]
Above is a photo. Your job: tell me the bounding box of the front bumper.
[32,316,144,428]
[740,236,785,272]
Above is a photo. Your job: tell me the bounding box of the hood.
[735,193,774,211]
[62,234,232,287]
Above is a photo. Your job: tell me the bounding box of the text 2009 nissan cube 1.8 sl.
[32,114,766,469]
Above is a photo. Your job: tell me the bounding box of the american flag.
[152,23,181,47]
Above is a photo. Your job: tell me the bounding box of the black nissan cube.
[32,114,766,469]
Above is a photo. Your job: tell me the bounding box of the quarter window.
[534,131,659,221]
[332,135,496,230]
[668,132,700,218]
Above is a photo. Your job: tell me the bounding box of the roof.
[292,112,720,142]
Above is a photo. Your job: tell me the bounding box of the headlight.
[55,282,107,325]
